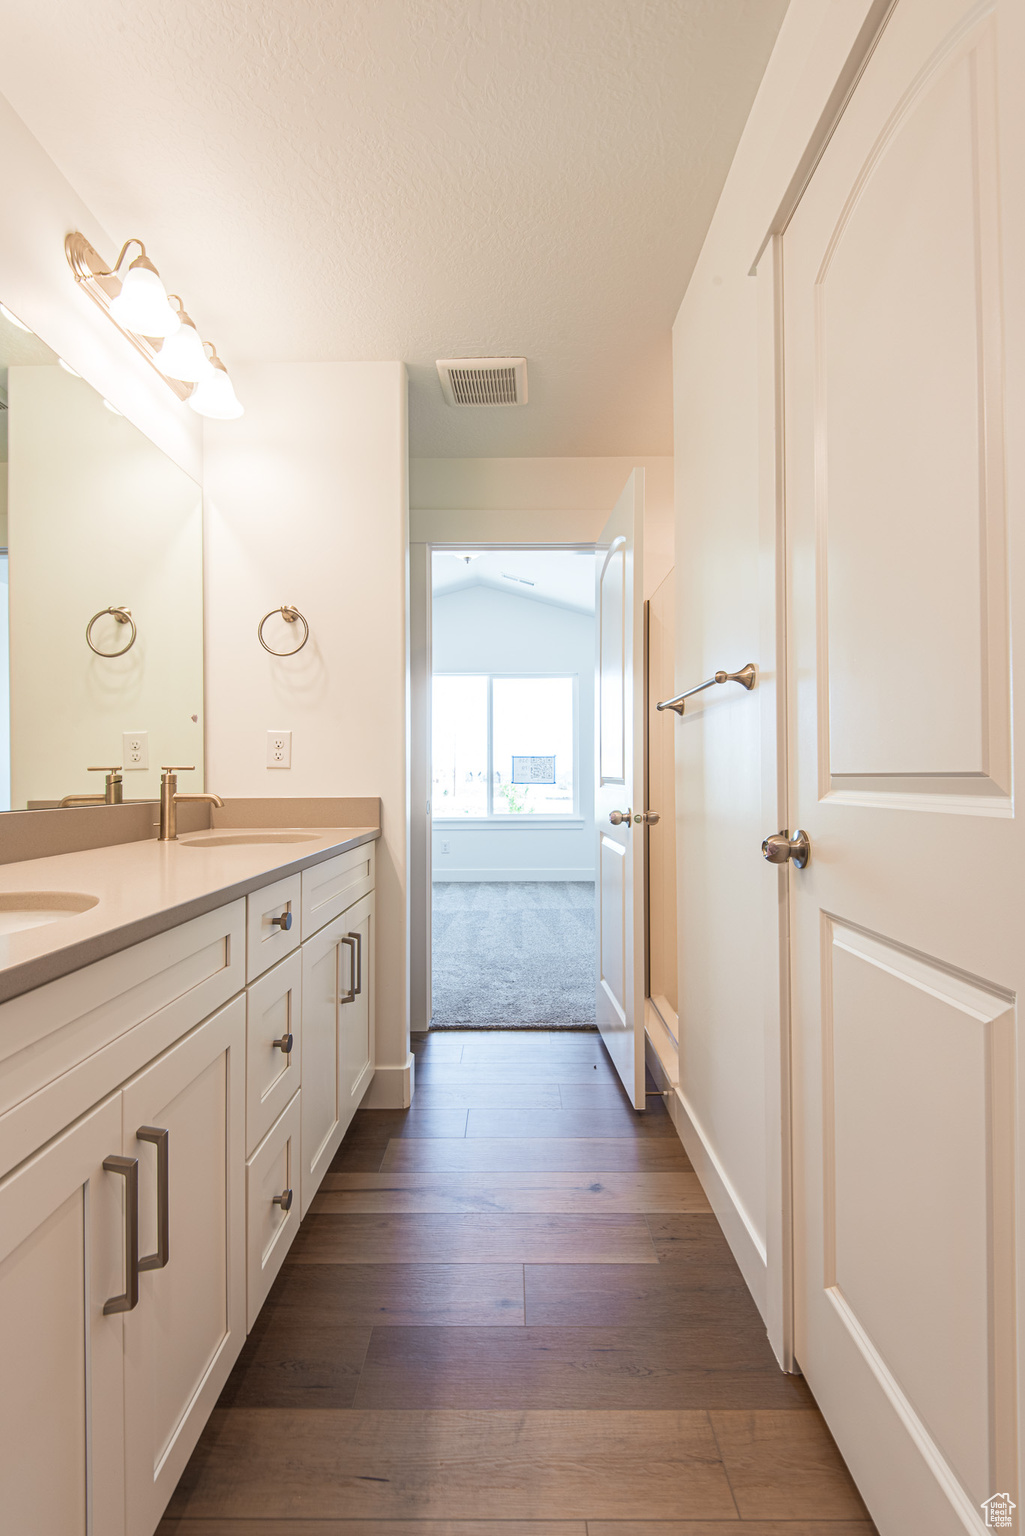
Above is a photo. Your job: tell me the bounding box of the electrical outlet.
[122,730,149,770]
[266,729,292,769]
[441,840,450,854]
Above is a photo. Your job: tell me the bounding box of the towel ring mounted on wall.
[258,605,309,657]
[86,606,137,658]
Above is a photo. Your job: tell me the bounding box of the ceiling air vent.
[436,357,527,407]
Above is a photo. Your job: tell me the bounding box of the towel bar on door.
[656,663,756,716]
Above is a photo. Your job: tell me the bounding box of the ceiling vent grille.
[436,356,527,407]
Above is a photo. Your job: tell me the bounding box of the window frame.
[431,670,580,822]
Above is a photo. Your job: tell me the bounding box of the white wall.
[411,454,673,601]
[8,365,204,807]
[0,92,202,483]
[432,583,594,882]
[669,0,883,1355]
[203,360,411,1107]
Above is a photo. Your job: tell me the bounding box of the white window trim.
[433,816,587,830]
[432,671,579,819]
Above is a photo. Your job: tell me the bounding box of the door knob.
[762,830,810,869]
[640,811,660,825]
[609,809,632,826]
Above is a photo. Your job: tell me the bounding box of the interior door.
[0,1094,125,1536]
[784,1,1024,1530]
[122,998,246,1536]
[595,469,646,1108]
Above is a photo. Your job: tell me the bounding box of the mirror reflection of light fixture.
[156,298,210,383]
[0,303,31,333]
[65,232,243,418]
[187,345,243,419]
[58,358,82,378]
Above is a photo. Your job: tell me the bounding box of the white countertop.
[0,826,379,1003]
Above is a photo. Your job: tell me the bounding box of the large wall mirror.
[0,305,204,810]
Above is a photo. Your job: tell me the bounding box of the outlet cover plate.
[122,731,149,770]
[267,730,292,769]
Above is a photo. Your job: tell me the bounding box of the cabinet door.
[122,997,246,1536]
[340,891,374,1113]
[246,1090,301,1327]
[300,916,345,1215]
[0,1094,125,1536]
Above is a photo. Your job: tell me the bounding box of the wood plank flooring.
[160,1029,877,1534]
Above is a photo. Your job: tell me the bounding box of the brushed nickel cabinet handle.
[273,1188,293,1212]
[103,1154,140,1314]
[339,935,357,1004]
[271,910,292,931]
[272,1032,294,1054]
[136,1126,170,1273]
[348,930,363,997]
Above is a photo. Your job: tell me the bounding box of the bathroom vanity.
[0,820,379,1536]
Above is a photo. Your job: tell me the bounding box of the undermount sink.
[0,891,99,934]
[179,832,320,848]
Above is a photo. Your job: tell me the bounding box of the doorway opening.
[429,547,598,1029]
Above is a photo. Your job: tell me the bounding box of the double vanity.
[0,806,380,1536]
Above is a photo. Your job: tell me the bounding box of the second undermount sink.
[0,891,99,934]
[179,831,320,848]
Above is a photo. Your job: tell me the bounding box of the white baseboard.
[432,868,595,882]
[363,1052,414,1108]
[645,1038,768,1323]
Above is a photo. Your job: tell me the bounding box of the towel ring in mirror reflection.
[86,606,137,658]
[258,605,309,657]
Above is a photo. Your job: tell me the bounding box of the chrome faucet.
[59,766,124,808]
[158,766,225,841]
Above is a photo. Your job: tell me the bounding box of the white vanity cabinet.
[0,832,376,1536]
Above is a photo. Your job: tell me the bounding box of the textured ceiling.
[0,0,787,457]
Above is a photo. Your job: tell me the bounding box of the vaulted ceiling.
[0,0,787,456]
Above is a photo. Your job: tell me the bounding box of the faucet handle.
[89,766,122,774]
[160,765,195,774]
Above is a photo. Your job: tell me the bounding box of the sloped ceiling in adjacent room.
[0,0,787,457]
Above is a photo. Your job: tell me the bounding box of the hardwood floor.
[160,1029,877,1534]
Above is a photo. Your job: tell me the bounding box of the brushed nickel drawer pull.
[273,1188,293,1212]
[103,1154,140,1314]
[271,910,292,931]
[348,929,363,997]
[272,1032,294,1054]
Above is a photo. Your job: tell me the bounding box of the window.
[432,674,576,817]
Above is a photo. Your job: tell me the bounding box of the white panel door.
[595,469,646,1108]
[784,2,1024,1530]
[0,1094,125,1536]
[122,997,246,1536]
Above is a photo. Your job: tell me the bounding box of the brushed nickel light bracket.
[65,232,193,402]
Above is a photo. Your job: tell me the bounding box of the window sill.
[432,816,587,830]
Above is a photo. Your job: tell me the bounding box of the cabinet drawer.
[246,1090,301,1329]
[246,951,301,1155]
[246,874,301,980]
[301,841,375,939]
[0,900,245,1177]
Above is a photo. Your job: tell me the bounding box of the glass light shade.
[156,316,210,382]
[109,261,180,338]
[0,303,31,332]
[187,359,243,419]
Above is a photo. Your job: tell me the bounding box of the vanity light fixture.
[0,303,31,333]
[65,231,243,416]
[187,345,243,420]
[106,241,179,337]
[156,298,210,383]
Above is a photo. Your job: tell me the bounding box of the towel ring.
[258,605,309,657]
[86,606,137,658]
